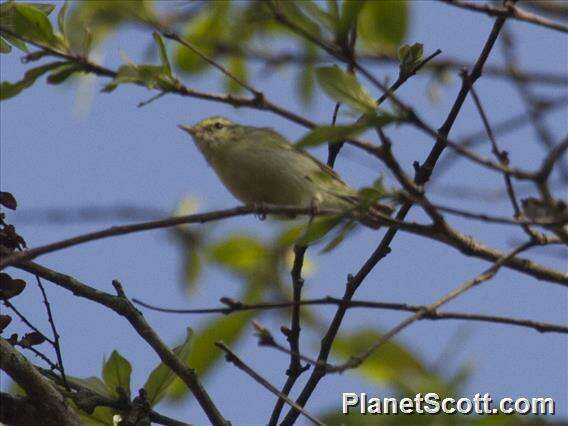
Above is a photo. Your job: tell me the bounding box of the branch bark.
[0,338,82,426]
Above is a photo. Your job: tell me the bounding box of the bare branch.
[331,242,534,373]
[214,342,325,426]
[0,338,82,426]
[282,11,513,424]
[440,0,568,33]
[10,262,229,425]
[268,245,309,425]
[134,296,568,334]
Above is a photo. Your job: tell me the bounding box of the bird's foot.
[253,202,267,221]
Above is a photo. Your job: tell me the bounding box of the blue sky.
[1,1,566,424]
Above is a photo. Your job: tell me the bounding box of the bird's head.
[178,117,241,153]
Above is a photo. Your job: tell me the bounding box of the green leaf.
[1,33,28,52]
[359,0,408,48]
[152,32,171,77]
[47,63,83,84]
[277,1,322,38]
[301,1,336,34]
[102,64,174,93]
[143,327,193,407]
[316,65,376,113]
[0,61,66,100]
[398,42,424,74]
[102,350,132,398]
[297,215,344,246]
[65,0,155,54]
[167,281,264,400]
[57,0,69,38]
[297,113,399,149]
[1,3,59,47]
[296,123,367,148]
[337,0,366,43]
[23,3,55,16]
[73,404,115,426]
[207,235,269,275]
[321,220,357,253]
[175,2,230,74]
[333,330,450,395]
[183,249,202,290]
[0,37,10,53]
[225,55,248,94]
[67,376,113,399]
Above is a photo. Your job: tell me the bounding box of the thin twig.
[214,342,325,426]
[133,297,568,334]
[500,28,568,182]
[281,11,512,424]
[3,300,53,345]
[0,205,340,269]
[268,245,308,425]
[469,86,541,240]
[161,30,262,98]
[440,0,568,33]
[11,261,229,425]
[35,275,69,391]
[330,241,534,372]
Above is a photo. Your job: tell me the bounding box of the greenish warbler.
[178,116,393,228]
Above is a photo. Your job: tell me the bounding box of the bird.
[178,116,393,228]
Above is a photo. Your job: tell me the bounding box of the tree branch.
[7,261,229,426]
[281,10,512,424]
[214,342,325,426]
[0,338,82,426]
[440,0,568,33]
[133,297,568,334]
[330,241,534,372]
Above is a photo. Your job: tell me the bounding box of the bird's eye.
[213,122,224,130]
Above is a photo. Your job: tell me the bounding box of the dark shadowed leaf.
[19,331,45,347]
[102,350,132,398]
[0,273,26,300]
[47,63,84,84]
[0,314,12,332]
[316,65,376,113]
[144,327,193,407]
[0,191,17,210]
[0,61,66,101]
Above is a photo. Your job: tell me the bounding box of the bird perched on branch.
[178,116,393,228]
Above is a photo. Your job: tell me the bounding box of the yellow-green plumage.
[179,116,392,226]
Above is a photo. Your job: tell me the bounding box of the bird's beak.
[178,124,195,135]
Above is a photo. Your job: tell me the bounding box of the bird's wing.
[251,127,354,192]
